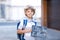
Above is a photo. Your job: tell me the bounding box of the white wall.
[10,0,41,20]
[10,0,41,6]
[8,6,41,20]
[1,0,41,21]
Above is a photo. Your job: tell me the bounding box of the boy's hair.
[24,6,35,15]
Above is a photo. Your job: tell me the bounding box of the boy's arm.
[17,29,32,34]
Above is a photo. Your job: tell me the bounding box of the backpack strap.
[32,20,37,26]
[23,19,27,27]
[17,22,20,30]
[17,19,27,40]
[21,19,27,40]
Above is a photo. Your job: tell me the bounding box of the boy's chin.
[28,17,32,18]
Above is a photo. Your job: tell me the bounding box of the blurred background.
[0,0,60,40]
[0,0,41,40]
[0,0,41,21]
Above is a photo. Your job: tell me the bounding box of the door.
[47,0,60,30]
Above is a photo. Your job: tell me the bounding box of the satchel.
[31,25,47,38]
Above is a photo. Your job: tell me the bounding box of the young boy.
[17,6,36,40]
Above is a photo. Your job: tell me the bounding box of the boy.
[17,6,36,40]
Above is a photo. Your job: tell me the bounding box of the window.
[0,4,5,18]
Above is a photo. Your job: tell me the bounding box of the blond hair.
[24,6,35,15]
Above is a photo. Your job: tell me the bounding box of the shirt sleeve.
[18,19,23,29]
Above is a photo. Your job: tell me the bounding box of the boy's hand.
[24,29,32,33]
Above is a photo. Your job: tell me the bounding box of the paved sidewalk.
[0,25,60,40]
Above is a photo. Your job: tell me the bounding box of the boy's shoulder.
[19,17,27,22]
[20,17,26,20]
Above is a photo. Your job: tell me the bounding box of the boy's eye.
[27,11,30,12]
[27,11,33,13]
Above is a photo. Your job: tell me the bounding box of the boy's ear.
[24,9,26,12]
[25,13,27,16]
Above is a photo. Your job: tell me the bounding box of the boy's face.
[25,9,34,18]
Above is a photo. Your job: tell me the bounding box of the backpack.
[17,19,27,40]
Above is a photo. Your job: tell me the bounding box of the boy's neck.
[28,17,32,19]
[26,16,32,19]
[25,16,33,20]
